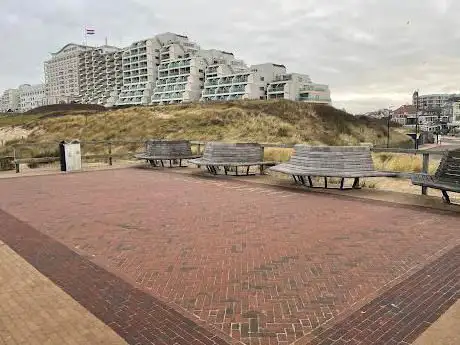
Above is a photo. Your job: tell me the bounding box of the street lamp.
[387,105,394,148]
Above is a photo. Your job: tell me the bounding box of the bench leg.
[179,159,183,167]
[292,175,298,184]
[169,160,173,168]
[308,176,313,187]
[148,160,157,167]
[352,178,360,189]
[235,166,238,176]
[340,178,345,190]
[260,165,264,175]
[246,166,250,176]
[324,177,328,188]
[299,176,306,186]
[224,166,228,175]
[441,190,451,204]
[160,160,165,168]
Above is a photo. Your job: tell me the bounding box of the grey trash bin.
[59,140,82,172]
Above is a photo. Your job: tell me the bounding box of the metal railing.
[2,139,453,196]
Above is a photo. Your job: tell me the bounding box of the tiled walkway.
[0,240,128,345]
[0,169,458,345]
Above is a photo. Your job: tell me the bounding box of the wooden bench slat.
[269,145,397,184]
[189,142,271,175]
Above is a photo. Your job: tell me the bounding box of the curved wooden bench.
[411,149,460,203]
[188,142,275,175]
[269,145,397,189]
[135,140,200,167]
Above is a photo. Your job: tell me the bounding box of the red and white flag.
[86,28,95,35]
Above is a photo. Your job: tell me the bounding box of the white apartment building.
[45,43,94,104]
[267,73,312,100]
[78,46,123,107]
[38,32,332,107]
[117,33,193,106]
[412,93,459,110]
[0,89,20,112]
[201,63,287,102]
[298,83,331,104]
[152,49,237,105]
[18,84,47,112]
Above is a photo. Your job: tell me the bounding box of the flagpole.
[84,27,87,47]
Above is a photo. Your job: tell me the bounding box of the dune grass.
[1,100,415,162]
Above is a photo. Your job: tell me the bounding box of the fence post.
[197,143,201,155]
[421,153,430,195]
[108,141,113,166]
[14,147,20,173]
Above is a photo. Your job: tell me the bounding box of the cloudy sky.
[1,0,460,113]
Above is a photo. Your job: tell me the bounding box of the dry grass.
[1,100,412,145]
[373,153,439,174]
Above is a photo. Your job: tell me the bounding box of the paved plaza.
[0,169,458,345]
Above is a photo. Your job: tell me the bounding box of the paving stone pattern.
[299,245,459,345]
[0,210,232,345]
[0,169,458,345]
[0,240,129,345]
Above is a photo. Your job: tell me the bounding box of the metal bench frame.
[270,145,397,190]
[411,149,460,204]
[189,142,274,176]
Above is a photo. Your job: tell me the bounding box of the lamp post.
[386,105,394,148]
[414,91,419,150]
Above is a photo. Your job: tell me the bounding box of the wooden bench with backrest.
[135,140,200,167]
[411,149,460,203]
[269,145,397,189]
[188,142,275,175]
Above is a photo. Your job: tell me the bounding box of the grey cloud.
[1,0,460,113]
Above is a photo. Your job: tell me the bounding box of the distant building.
[45,43,94,104]
[391,105,416,125]
[78,46,123,107]
[0,89,20,112]
[202,63,287,102]
[117,33,194,106]
[21,32,331,107]
[412,92,459,110]
[18,84,47,112]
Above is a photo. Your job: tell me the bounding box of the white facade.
[298,83,331,104]
[0,89,20,112]
[202,63,287,102]
[267,73,311,100]
[117,33,193,106]
[18,84,47,112]
[451,102,460,125]
[412,93,458,110]
[152,49,235,104]
[45,43,93,104]
[78,46,123,107]
[32,32,332,107]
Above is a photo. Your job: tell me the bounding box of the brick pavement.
[0,240,128,345]
[0,169,458,345]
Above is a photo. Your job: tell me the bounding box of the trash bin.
[59,140,82,172]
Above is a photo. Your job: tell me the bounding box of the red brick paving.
[299,245,459,345]
[0,169,458,345]
[0,209,232,345]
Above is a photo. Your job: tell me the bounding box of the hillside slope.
[1,100,412,147]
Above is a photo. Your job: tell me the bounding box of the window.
[260,77,264,81]
[259,87,265,91]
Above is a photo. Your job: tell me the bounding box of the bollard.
[421,153,430,195]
